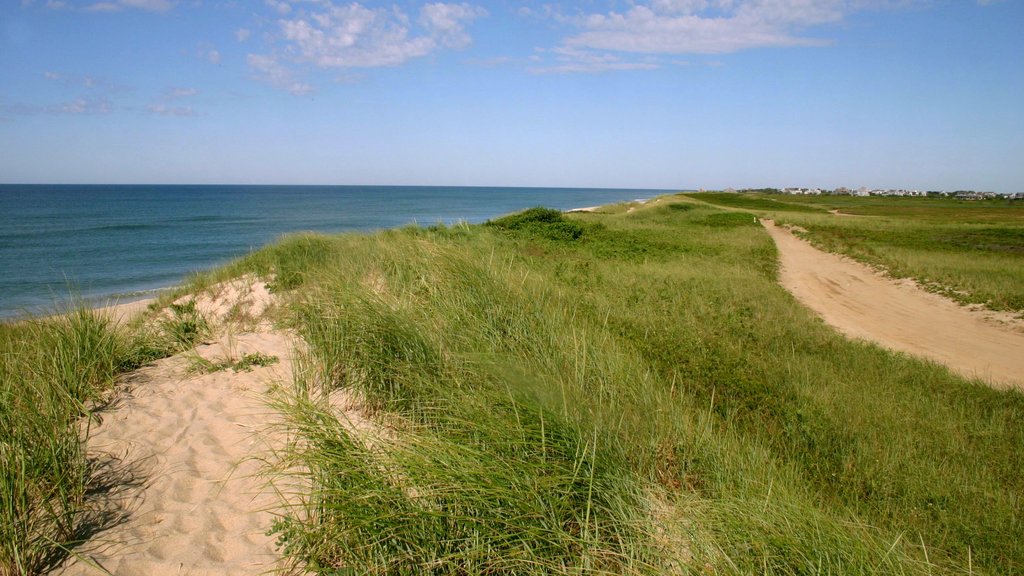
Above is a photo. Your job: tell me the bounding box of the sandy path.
[762,220,1024,390]
[57,279,296,575]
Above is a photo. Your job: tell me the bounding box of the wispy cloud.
[164,86,198,99]
[42,71,119,90]
[563,0,843,56]
[525,0,914,74]
[23,0,176,11]
[530,47,660,74]
[3,96,114,116]
[59,96,112,114]
[420,3,487,49]
[146,103,195,116]
[84,0,176,12]
[145,86,200,116]
[247,0,485,93]
[247,53,314,95]
[265,0,290,16]
[197,42,221,64]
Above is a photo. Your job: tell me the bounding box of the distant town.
[716,187,1024,200]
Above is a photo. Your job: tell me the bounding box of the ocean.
[0,184,671,318]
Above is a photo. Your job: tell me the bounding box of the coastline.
[97,296,158,324]
[4,197,652,323]
[1,292,164,325]
[2,185,669,321]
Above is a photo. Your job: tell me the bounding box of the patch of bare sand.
[762,219,1024,390]
[828,208,864,217]
[98,299,156,325]
[57,277,297,575]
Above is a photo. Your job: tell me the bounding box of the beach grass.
[0,303,192,574]
[230,199,1024,574]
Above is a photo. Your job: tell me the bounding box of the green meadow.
[3,194,1023,574]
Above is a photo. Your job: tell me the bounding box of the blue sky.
[1,0,1021,191]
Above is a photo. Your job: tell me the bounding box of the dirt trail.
[762,220,1024,390]
[57,278,296,575]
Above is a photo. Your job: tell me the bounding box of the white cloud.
[521,0,894,73]
[42,71,125,91]
[247,53,315,95]
[85,2,120,11]
[1,96,113,117]
[277,3,435,68]
[420,3,487,48]
[165,87,199,98]
[84,0,175,11]
[259,1,484,69]
[235,28,252,42]
[61,99,89,113]
[58,96,112,114]
[564,1,844,55]
[530,46,660,74]
[119,0,174,10]
[266,0,290,15]
[143,86,199,116]
[246,1,485,93]
[197,42,221,64]
[147,103,195,116]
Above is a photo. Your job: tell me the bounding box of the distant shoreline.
[2,185,671,319]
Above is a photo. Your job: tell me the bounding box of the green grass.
[0,305,176,574]
[688,192,1024,313]
[234,201,1024,574]
[189,351,279,374]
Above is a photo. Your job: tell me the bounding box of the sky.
[0,0,1021,191]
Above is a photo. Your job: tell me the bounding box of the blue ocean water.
[0,185,671,318]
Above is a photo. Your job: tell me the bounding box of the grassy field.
[4,196,1022,574]
[686,192,1024,312]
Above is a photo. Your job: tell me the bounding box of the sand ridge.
[763,219,1024,390]
[57,277,297,575]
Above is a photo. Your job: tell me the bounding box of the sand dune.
[763,219,1024,390]
[57,279,296,575]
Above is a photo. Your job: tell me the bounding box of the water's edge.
[0,185,673,318]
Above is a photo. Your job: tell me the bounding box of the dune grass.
[230,200,1024,574]
[0,302,203,574]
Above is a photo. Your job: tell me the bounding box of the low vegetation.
[4,194,1021,574]
[189,351,279,374]
[0,306,180,574]
[239,198,1021,574]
